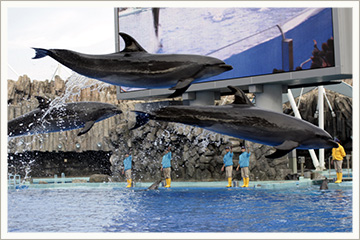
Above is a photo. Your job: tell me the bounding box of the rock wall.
[106,119,292,182]
[7,75,352,181]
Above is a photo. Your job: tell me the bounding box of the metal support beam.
[287,89,320,170]
[318,86,325,170]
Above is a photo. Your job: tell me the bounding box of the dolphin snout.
[328,139,339,148]
[219,64,233,71]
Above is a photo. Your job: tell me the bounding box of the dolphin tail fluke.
[32,48,50,59]
[266,140,300,159]
[130,111,151,130]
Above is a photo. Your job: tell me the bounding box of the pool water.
[8,186,352,232]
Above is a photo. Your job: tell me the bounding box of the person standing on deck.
[221,146,234,187]
[161,146,172,188]
[236,146,251,187]
[331,138,346,183]
[122,149,133,188]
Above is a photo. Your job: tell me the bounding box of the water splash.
[8,72,112,177]
[41,73,111,121]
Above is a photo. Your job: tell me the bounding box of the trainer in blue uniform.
[161,146,172,187]
[221,146,234,187]
[236,146,251,187]
[122,150,133,188]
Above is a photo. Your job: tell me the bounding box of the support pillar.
[318,86,325,170]
[250,84,283,113]
[288,150,297,174]
[250,84,297,170]
[182,91,220,106]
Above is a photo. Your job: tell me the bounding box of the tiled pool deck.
[8,169,352,190]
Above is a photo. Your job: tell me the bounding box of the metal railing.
[8,174,21,189]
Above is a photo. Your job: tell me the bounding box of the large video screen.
[118,8,334,92]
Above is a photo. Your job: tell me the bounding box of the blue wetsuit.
[239,152,251,168]
[223,152,234,166]
[124,155,132,171]
[162,152,172,168]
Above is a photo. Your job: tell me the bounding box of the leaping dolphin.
[8,97,122,138]
[32,32,233,98]
[131,86,338,158]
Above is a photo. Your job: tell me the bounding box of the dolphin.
[320,177,329,190]
[8,96,122,138]
[131,86,338,158]
[32,32,233,98]
[147,179,162,190]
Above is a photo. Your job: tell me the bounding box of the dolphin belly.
[99,74,179,89]
[204,123,285,147]
[9,118,86,137]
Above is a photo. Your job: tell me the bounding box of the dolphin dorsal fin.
[227,86,253,106]
[35,96,51,109]
[119,32,147,52]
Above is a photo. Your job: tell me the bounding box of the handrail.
[328,156,332,179]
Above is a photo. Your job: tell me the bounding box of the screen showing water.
[118,8,334,92]
[8,186,352,232]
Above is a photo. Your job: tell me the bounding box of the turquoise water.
[8,186,352,232]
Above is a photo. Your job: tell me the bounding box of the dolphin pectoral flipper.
[78,120,96,136]
[130,111,151,130]
[170,78,194,90]
[265,140,300,159]
[168,86,192,98]
[168,78,194,98]
[266,149,293,159]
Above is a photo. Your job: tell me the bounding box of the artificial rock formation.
[7,75,352,181]
[106,120,292,182]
